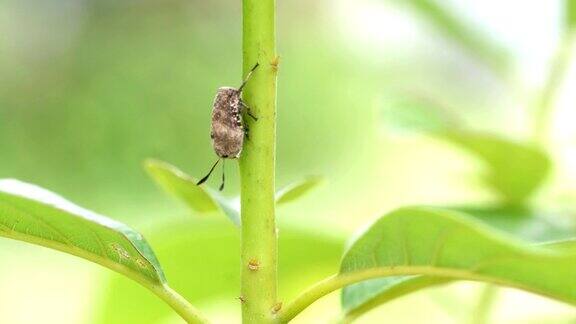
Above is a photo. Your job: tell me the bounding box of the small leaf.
[440,132,551,204]
[146,160,323,225]
[145,159,240,226]
[276,176,324,205]
[0,179,165,285]
[341,207,576,318]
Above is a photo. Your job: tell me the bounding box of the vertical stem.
[532,33,574,144]
[240,0,278,323]
[471,285,499,324]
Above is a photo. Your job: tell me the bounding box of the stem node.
[271,302,283,315]
[271,56,280,71]
[248,259,261,271]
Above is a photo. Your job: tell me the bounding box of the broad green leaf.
[340,205,576,319]
[0,179,165,285]
[145,159,240,226]
[397,0,510,74]
[455,206,576,243]
[341,207,576,319]
[440,132,551,204]
[95,219,343,323]
[276,176,324,205]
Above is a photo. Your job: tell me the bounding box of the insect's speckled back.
[211,87,244,158]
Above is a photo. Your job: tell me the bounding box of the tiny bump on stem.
[271,302,282,315]
[270,56,280,72]
[248,259,260,271]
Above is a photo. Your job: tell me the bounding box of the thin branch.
[147,284,210,324]
[471,285,499,324]
[533,33,575,143]
[276,266,573,323]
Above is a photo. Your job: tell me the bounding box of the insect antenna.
[219,160,225,191]
[238,63,260,93]
[197,159,221,186]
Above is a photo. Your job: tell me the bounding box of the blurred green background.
[1,0,576,323]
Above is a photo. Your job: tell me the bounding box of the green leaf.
[454,206,576,243]
[146,159,323,226]
[144,159,240,226]
[95,219,343,323]
[276,176,324,205]
[380,96,550,203]
[440,132,552,204]
[340,205,576,320]
[341,207,576,319]
[0,179,165,285]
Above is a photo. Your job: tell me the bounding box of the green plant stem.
[147,284,209,324]
[471,285,499,324]
[240,0,278,322]
[533,33,575,143]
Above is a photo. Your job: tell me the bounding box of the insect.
[196,63,259,191]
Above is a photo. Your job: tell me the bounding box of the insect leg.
[244,124,250,140]
[241,101,258,121]
[197,159,220,185]
[238,63,260,92]
[219,160,225,191]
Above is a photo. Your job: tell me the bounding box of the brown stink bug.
[196,63,259,191]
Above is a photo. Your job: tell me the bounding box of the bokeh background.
[1,0,576,323]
